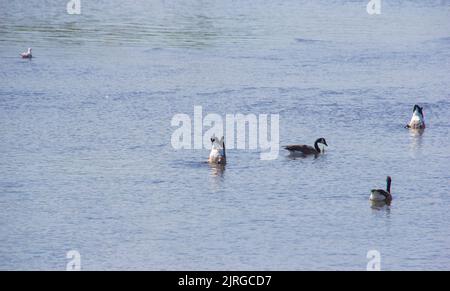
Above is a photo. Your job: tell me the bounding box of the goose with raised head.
[283,138,328,156]
[370,176,392,205]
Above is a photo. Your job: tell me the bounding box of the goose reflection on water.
[409,127,425,153]
[370,199,392,211]
[209,163,225,177]
[371,200,392,213]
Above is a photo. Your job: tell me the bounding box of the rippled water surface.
[1,0,450,270]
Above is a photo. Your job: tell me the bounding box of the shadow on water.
[285,151,326,160]
[170,160,225,178]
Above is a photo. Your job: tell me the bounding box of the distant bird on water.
[20,48,32,59]
[208,135,226,165]
[283,137,328,156]
[405,104,425,129]
[370,176,392,205]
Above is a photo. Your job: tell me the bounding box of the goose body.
[370,176,392,204]
[370,190,390,202]
[406,105,425,129]
[208,135,226,164]
[284,138,328,156]
[20,48,32,59]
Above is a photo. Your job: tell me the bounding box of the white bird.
[20,48,32,59]
[208,135,226,164]
[405,104,425,129]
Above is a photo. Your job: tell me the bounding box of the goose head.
[316,137,328,147]
[313,137,328,154]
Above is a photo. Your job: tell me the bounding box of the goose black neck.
[314,141,321,153]
[222,141,226,158]
[386,179,391,193]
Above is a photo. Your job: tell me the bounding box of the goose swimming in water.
[405,104,425,129]
[283,138,328,156]
[208,135,226,164]
[370,176,392,205]
[20,48,32,59]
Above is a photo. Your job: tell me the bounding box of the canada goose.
[405,104,425,129]
[283,138,328,156]
[208,135,226,164]
[20,48,32,59]
[370,176,392,205]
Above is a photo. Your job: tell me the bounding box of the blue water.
[1,0,450,270]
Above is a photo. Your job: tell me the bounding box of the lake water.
[1,0,450,270]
